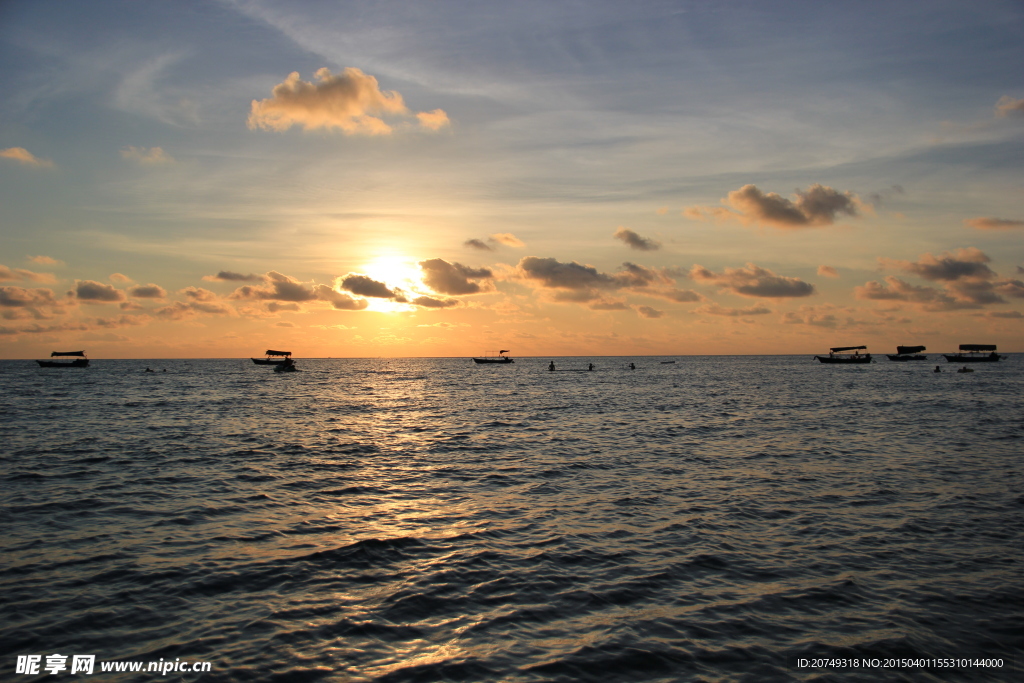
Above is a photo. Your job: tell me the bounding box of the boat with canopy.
[36,351,89,368]
[252,350,292,365]
[887,345,928,361]
[815,346,871,364]
[943,344,1003,363]
[473,350,514,364]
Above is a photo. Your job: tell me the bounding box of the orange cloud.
[995,95,1024,118]
[248,67,448,135]
[964,217,1024,230]
[817,265,839,278]
[0,147,54,168]
[0,265,56,283]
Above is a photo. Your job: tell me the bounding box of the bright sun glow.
[361,255,425,313]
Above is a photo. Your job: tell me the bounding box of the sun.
[360,255,425,313]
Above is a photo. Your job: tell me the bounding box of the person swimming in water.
[548,361,555,371]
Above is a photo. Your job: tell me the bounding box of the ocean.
[2,355,1022,682]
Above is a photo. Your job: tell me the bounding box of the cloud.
[155,300,232,319]
[516,256,696,306]
[464,239,492,251]
[411,295,459,309]
[690,263,815,298]
[995,280,1024,299]
[685,184,864,229]
[109,273,132,283]
[0,265,56,283]
[128,284,167,299]
[27,256,63,266]
[338,273,397,299]
[635,305,664,318]
[0,147,54,168]
[312,284,369,311]
[818,265,839,278]
[203,271,265,282]
[416,109,450,130]
[248,67,448,135]
[93,314,150,329]
[882,247,995,281]
[987,311,1024,319]
[964,217,1024,230]
[230,271,318,302]
[0,287,62,312]
[517,256,618,293]
[995,95,1024,118]
[75,280,126,303]
[120,146,174,164]
[854,276,980,311]
[589,300,630,311]
[780,307,840,328]
[694,303,772,316]
[613,227,660,251]
[419,259,493,295]
[180,287,218,302]
[490,233,525,248]
[0,322,89,336]
[266,302,300,313]
[658,288,703,303]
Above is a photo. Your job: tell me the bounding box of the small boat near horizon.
[887,345,928,361]
[943,344,1003,363]
[815,346,871,364]
[252,350,292,365]
[36,351,89,368]
[473,350,514,364]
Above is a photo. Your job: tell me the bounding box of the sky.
[1,0,1023,358]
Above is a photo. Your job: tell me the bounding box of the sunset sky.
[2,0,1023,358]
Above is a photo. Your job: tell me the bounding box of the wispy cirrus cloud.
[120,146,174,164]
[685,184,865,229]
[0,265,56,284]
[995,95,1024,118]
[248,67,448,135]
[27,256,63,266]
[694,303,772,317]
[964,217,1024,231]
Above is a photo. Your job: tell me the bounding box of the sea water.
[1,356,1022,681]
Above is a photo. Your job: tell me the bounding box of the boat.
[943,344,1003,363]
[887,345,928,361]
[274,359,298,372]
[36,351,89,368]
[252,350,292,365]
[815,346,871,364]
[472,350,514,364]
